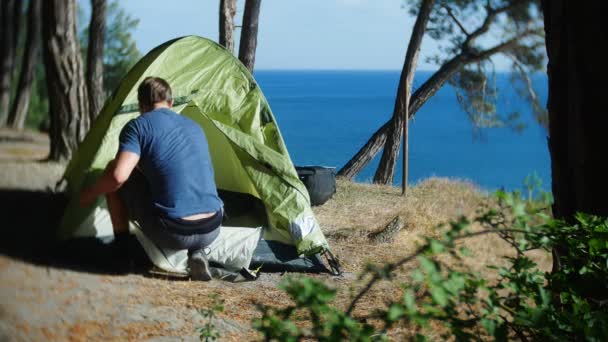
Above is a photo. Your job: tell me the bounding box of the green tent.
[59,36,337,274]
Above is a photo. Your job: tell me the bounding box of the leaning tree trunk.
[338,1,533,181]
[43,0,90,162]
[543,0,608,220]
[373,0,435,185]
[337,32,521,180]
[239,0,261,73]
[8,0,41,130]
[86,0,107,122]
[338,55,467,179]
[219,0,237,54]
[0,0,18,127]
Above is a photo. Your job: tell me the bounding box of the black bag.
[295,166,336,206]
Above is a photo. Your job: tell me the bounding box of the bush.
[252,191,608,341]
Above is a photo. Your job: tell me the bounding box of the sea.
[253,70,550,193]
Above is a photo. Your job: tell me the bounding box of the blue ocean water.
[254,70,550,192]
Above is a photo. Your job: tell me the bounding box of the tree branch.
[337,25,539,179]
[470,32,536,60]
[345,227,540,316]
[441,4,469,36]
[508,53,547,125]
[463,0,527,50]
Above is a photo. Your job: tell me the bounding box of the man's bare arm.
[79,151,140,207]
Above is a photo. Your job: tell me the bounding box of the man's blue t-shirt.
[118,108,223,219]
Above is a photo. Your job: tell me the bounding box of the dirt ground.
[0,129,551,341]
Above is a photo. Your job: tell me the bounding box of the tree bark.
[12,0,23,52]
[8,0,41,130]
[373,0,435,185]
[0,0,17,126]
[43,0,90,162]
[402,98,409,195]
[86,0,107,122]
[219,0,237,54]
[542,0,608,302]
[239,0,261,73]
[542,0,608,221]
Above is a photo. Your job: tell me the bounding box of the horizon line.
[253,68,547,73]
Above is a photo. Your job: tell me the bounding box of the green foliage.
[26,1,141,131]
[198,294,225,342]
[23,1,141,131]
[253,278,376,341]
[407,0,547,131]
[523,171,545,202]
[253,189,608,340]
[80,1,142,95]
[27,63,50,131]
[6,3,48,131]
[102,1,142,94]
[450,67,507,135]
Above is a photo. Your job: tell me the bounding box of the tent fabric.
[250,240,328,273]
[133,222,263,275]
[59,35,330,256]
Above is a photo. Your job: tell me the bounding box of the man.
[80,76,223,280]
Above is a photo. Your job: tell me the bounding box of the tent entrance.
[218,189,268,228]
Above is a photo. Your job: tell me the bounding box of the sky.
[104,0,510,71]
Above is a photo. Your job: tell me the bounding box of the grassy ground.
[0,129,551,340]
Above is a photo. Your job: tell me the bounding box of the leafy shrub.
[198,294,225,341]
[253,191,608,341]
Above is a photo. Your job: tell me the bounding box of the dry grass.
[314,177,489,270]
[0,132,552,339]
[312,178,551,333]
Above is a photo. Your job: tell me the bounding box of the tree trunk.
[86,0,107,122]
[338,55,467,179]
[373,0,435,185]
[338,1,531,182]
[542,0,608,220]
[338,124,390,180]
[0,0,17,126]
[12,0,23,48]
[219,0,237,54]
[42,0,90,162]
[8,0,41,130]
[402,95,409,195]
[337,34,520,180]
[239,0,261,73]
[542,0,608,302]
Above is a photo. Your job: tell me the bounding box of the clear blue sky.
[108,0,509,71]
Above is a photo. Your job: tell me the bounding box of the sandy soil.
[0,129,551,341]
[0,130,349,341]
[0,130,257,340]
[0,128,50,161]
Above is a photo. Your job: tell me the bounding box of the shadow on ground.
[0,189,150,275]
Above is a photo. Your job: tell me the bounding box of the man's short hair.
[137,77,173,109]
